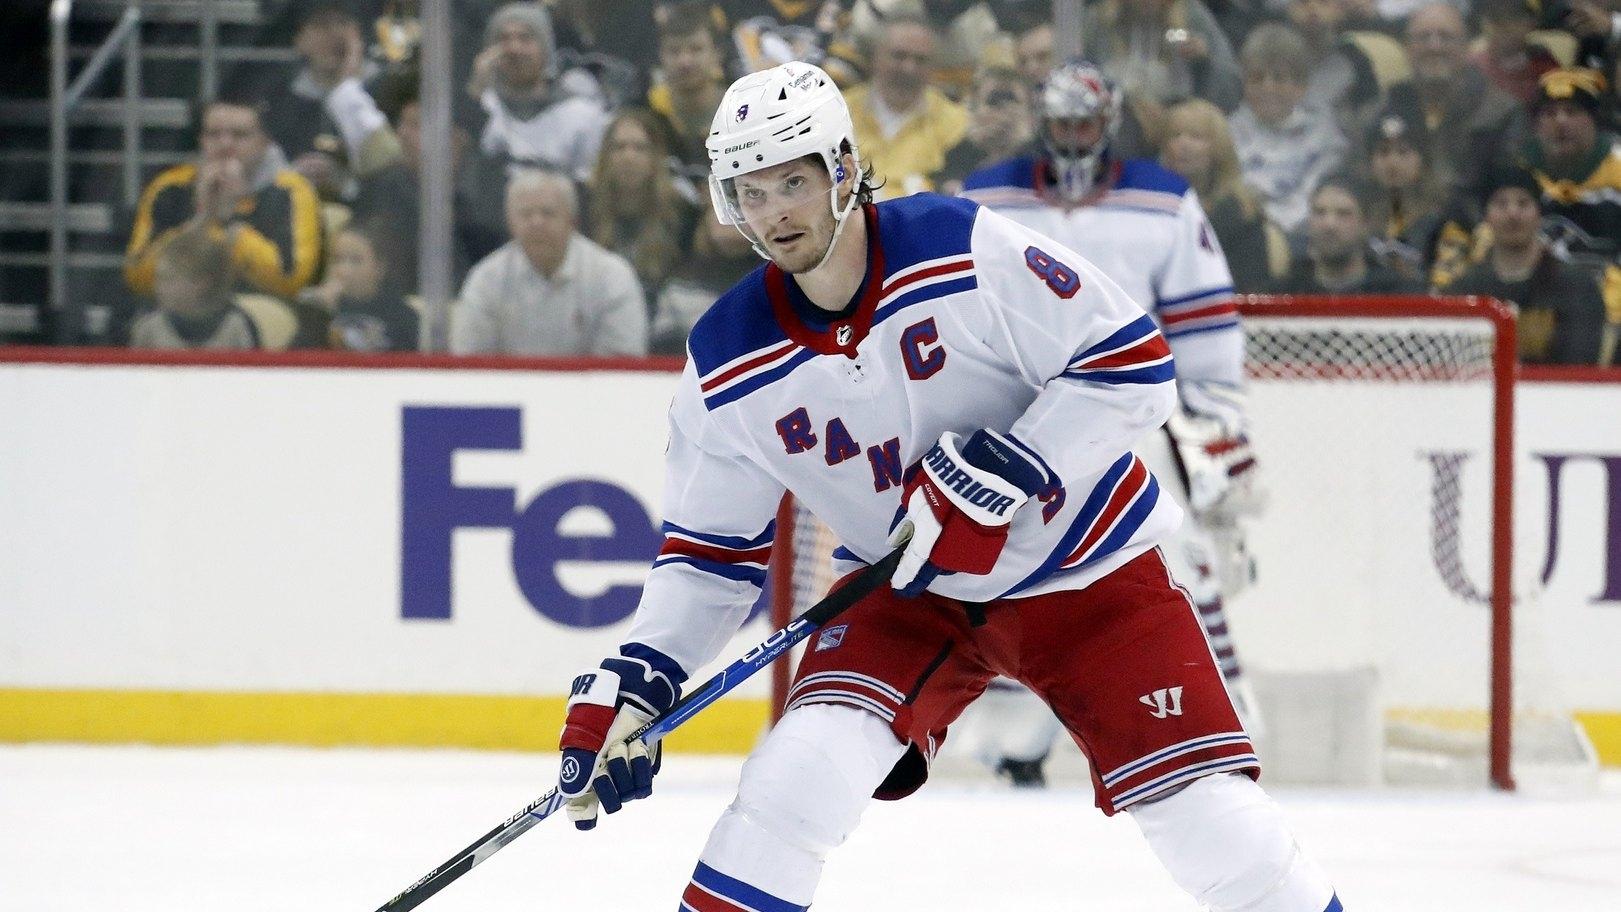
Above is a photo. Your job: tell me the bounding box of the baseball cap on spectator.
[1534,67,1607,116]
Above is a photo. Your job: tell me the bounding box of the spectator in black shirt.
[351,77,494,282]
[259,3,400,200]
[323,220,421,353]
[1273,174,1424,293]
[1360,105,1454,284]
[1451,163,1609,365]
[646,2,732,187]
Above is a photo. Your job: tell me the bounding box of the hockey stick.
[373,545,906,912]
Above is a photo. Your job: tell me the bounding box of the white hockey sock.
[1130,772,1339,912]
[684,704,906,909]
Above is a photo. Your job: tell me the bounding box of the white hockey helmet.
[706,61,864,262]
[1040,59,1123,203]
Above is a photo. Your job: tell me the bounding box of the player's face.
[731,158,840,274]
[1046,116,1105,155]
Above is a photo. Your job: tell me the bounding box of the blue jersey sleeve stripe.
[620,641,691,685]
[1157,284,1236,309]
[703,348,819,409]
[660,521,776,551]
[1000,431,1059,487]
[1164,319,1243,340]
[1061,362,1177,385]
[871,274,979,326]
[653,555,768,586]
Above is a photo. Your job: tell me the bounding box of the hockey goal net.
[768,294,1595,790]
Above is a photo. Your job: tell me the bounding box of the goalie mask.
[706,61,865,269]
[1040,60,1122,204]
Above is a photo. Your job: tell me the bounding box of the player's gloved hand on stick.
[557,647,682,830]
[888,429,1046,597]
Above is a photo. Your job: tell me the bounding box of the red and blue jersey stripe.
[1002,452,1161,596]
[1062,314,1175,385]
[1157,284,1239,339]
[654,522,775,587]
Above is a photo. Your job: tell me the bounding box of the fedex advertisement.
[0,353,1618,758]
[0,358,774,705]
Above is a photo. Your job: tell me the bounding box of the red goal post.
[769,294,1522,790]
[1238,294,1516,790]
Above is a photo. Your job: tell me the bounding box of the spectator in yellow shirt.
[843,13,968,199]
[125,89,324,301]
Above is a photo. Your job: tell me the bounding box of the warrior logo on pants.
[1140,686,1185,719]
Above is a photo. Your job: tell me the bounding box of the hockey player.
[556,61,1342,912]
[960,59,1264,787]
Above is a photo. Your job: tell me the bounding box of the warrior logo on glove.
[888,428,1049,597]
[557,651,682,830]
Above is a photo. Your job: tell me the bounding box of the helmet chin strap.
[807,175,863,273]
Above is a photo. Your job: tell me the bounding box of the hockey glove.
[557,647,682,831]
[1165,410,1261,517]
[888,429,1046,598]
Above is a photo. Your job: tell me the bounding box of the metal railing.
[418,0,453,352]
[49,0,143,343]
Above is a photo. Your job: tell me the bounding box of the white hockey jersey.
[961,157,1246,431]
[623,194,1183,678]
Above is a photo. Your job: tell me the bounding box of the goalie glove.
[888,429,1046,598]
[557,649,681,831]
[1165,409,1261,517]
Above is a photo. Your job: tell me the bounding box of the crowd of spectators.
[107,0,1621,365]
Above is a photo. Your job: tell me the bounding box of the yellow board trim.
[2,690,1617,767]
[1575,712,1621,767]
[0,689,770,754]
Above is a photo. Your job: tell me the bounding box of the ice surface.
[2,744,1618,911]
